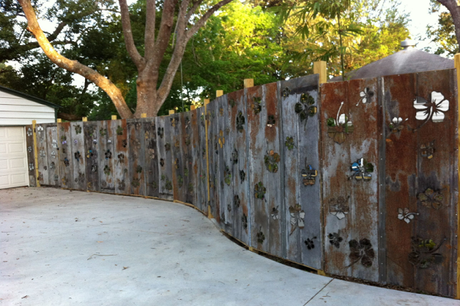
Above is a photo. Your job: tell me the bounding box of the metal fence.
[26,69,458,298]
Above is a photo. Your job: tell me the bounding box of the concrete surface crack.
[87,253,118,260]
[303,279,334,305]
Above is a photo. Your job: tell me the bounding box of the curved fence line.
[26,70,458,298]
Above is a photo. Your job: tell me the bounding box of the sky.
[400,0,445,50]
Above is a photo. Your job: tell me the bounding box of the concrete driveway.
[1,187,459,306]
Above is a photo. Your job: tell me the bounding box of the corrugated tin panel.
[0,91,55,126]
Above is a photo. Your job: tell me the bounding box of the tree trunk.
[18,0,134,119]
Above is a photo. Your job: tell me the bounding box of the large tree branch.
[437,0,460,50]
[18,0,133,119]
[151,0,177,68]
[186,0,234,39]
[118,0,144,69]
[185,0,204,22]
[144,0,156,59]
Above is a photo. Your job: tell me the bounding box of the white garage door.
[0,127,29,189]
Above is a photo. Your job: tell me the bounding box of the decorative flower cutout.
[329,196,349,220]
[264,150,280,173]
[29,163,35,171]
[160,158,165,167]
[27,128,33,137]
[282,87,290,98]
[74,151,81,161]
[252,97,262,115]
[254,181,266,199]
[417,188,443,210]
[103,165,110,176]
[349,158,373,181]
[414,91,449,129]
[28,146,32,153]
[348,238,375,268]
[266,115,276,127]
[236,111,245,133]
[388,116,408,137]
[328,232,343,248]
[356,87,374,106]
[271,206,280,220]
[74,125,82,135]
[231,149,238,165]
[327,102,354,144]
[408,236,445,269]
[285,136,295,150]
[234,195,240,208]
[105,150,112,159]
[420,141,435,159]
[397,208,419,224]
[39,150,46,158]
[301,165,317,186]
[63,157,69,167]
[305,237,317,250]
[242,213,248,229]
[224,165,232,186]
[295,92,317,124]
[289,204,305,234]
[239,170,246,182]
[257,230,265,244]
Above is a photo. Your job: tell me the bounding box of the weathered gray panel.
[158,116,173,200]
[36,124,48,185]
[143,119,159,198]
[189,109,200,207]
[207,101,220,220]
[25,125,36,187]
[46,124,60,187]
[70,122,86,190]
[169,113,183,201]
[113,119,130,194]
[197,107,208,213]
[99,120,115,193]
[127,119,146,196]
[227,89,250,244]
[247,82,283,257]
[84,121,99,191]
[181,112,194,204]
[58,122,72,189]
[281,75,322,269]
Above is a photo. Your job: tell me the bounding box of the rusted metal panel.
[46,124,60,187]
[281,75,322,269]
[247,82,283,257]
[36,123,48,185]
[98,120,115,193]
[143,119,159,198]
[207,101,220,220]
[127,119,145,196]
[189,109,200,207]
[156,116,173,200]
[321,78,380,282]
[84,121,99,191]
[58,122,72,189]
[383,69,458,297]
[197,107,208,213]
[70,122,86,190]
[25,125,36,187]
[227,89,250,244]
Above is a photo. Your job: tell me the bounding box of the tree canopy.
[1,0,413,120]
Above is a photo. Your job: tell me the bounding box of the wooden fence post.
[313,61,327,84]
[169,110,175,115]
[82,117,88,122]
[57,118,62,123]
[190,105,196,111]
[454,53,460,299]
[111,115,117,120]
[244,79,254,88]
[216,90,223,97]
[32,120,40,187]
[141,113,147,118]
[204,98,213,219]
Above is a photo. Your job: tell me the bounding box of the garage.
[0,85,58,189]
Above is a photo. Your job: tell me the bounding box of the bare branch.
[185,0,204,22]
[18,0,133,119]
[118,0,144,69]
[151,0,177,67]
[186,0,234,39]
[144,0,156,59]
